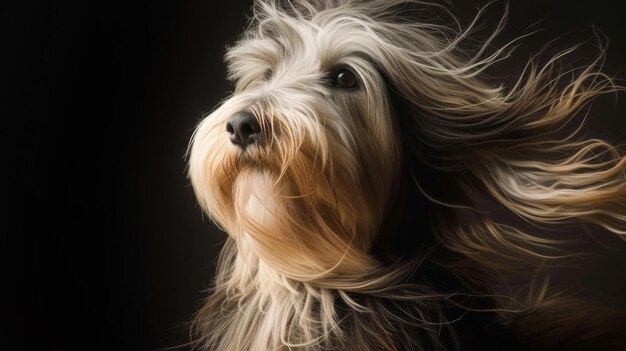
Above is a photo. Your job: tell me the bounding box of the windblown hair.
[187,1,626,350]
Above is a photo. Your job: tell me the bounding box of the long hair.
[187,1,626,350]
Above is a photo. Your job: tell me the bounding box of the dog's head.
[188,1,626,350]
[189,0,625,282]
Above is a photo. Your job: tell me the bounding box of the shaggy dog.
[187,1,626,349]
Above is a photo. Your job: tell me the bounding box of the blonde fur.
[187,1,626,350]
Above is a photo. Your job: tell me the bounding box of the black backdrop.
[5,1,626,350]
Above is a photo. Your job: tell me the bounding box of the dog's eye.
[263,69,273,81]
[329,68,358,89]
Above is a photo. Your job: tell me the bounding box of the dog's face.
[189,2,405,279]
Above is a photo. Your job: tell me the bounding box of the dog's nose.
[226,111,261,148]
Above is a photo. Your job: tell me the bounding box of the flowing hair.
[188,1,626,350]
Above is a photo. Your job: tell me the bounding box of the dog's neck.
[205,160,514,351]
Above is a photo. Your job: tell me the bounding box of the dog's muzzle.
[226,111,261,149]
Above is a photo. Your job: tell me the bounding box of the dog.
[187,1,626,350]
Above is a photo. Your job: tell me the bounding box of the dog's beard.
[231,167,377,279]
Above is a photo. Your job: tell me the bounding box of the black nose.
[226,111,261,148]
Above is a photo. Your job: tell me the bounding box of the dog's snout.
[226,111,261,149]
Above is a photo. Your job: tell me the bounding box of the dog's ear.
[376,65,434,162]
[372,68,461,262]
[378,66,461,201]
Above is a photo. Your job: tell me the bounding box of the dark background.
[4,1,626,350]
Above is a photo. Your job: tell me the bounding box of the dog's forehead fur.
[229,9,375,82]
[226,0,444,90]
